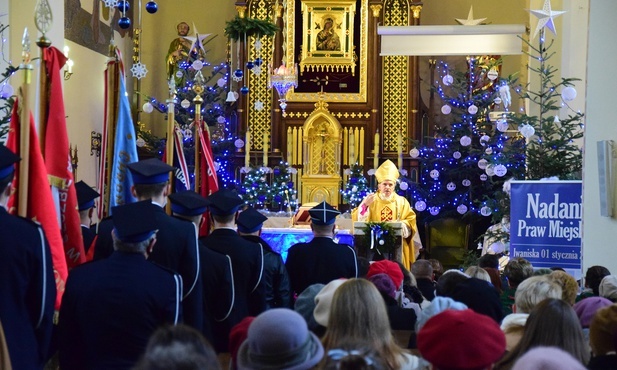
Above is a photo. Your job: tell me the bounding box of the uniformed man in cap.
[200,188,266,351]
[58,200,182,370]
[75,180,99,253]
[237,207,292,309]
[169,190,234,352]
[352,159,422,269]
[0,144,56,370]
[93,158,202,330]
[286,201,358,297]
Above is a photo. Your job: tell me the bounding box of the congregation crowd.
[2,143,617,370]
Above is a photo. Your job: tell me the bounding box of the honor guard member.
[93,158,202,330]
[237,207,292,309]
[169,190,234,352]
[286,201,358,297]
[0,145,56,370]
[352,159,422,269]
[75,180,99,253]
[200,189,266,352]
[58,200,182,370]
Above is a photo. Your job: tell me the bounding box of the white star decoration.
[254,101,265,111]
[529,0,566,38]
[130,62,148,79]
[455,6,486,26]
[102,0,119,7]
[184,23,210,56]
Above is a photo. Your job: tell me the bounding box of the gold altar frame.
[285,0,368,103]
[300,1,356,74]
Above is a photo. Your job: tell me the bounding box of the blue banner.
[510,181,582,279]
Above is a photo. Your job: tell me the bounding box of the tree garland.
[224,16,278,41]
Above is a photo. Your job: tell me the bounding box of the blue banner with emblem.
[510,181,582,279]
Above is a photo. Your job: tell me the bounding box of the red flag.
[197,123,219,236]
[7,100,68,310]
[43,47,86,268]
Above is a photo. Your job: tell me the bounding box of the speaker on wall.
[597,140,614,217]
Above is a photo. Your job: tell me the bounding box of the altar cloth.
[261,227,354,262]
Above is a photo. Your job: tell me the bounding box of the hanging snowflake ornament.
[409,148,419,158]
[130,62,148,79]
[103,0,119,7]
[254,39,262,50]
[181,99,191,109]
[441,105,452,115]
[460,136,472,146]
[468,104,478,115]
[252,66,262,75]
[457,204,468,214]
[415,201,427,212]
[442,74,453,86]
[254,100,265,111]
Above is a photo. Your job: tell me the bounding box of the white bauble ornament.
[494,164,507,177]
[453,151,462,159]
[460,136,472,146]
[485,147,493,155]
[429,207,440,216]
[0,83,13,98]
[415,201,426,212]
[352,185,358,192]
[217,78,227,87]
[442,74,453,86]
[441,105,452,115]
[217,116,226,124]
[175,70,183,78]
[446,182,456,191]
[468,104,478,115]
[478,159,488,169]
[409,148,419,158]
[457,204,468,214]
[487,68,499,81]
[496,119,509,132]
[480,206,492,217]
[430,169,440,179]
[485,165,495,177]
[136,137,146,147]
[142,102,154,113]
[480,174,488,181]
[462,179,471,187]
[489,241,506,254]
[494,97,502,105]
[561,86,577,102]
[379,239,385,245]
[181,99,191,109]
[519,124,535,138]
[343,168,351,175]
[234,139,245,148]
[191,60,204,70]
[400,182,409,190]
[480,135,490,146]
[183,129,193,139]
[367,169,376,176]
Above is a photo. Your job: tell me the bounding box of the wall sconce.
[63,46,74,80]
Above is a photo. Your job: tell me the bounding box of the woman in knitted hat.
[321,279,422,370]
[494,298,589,370]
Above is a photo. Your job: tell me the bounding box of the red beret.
[367,260,404,289]
[229,316,255,369]
[418,309,506,370]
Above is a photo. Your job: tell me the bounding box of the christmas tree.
[342,164,373,208]
[0,22,17,142]
[239,166,271,207]
[410,57,526,221]
[269,161,298,213]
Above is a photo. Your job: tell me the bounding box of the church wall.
[582,0,617,275]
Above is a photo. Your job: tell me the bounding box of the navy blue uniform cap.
[75,181,100,211]
[0,144,20,179]
[309,201,340,225]
[127,158,174,184]
[205,189,244,216]
[169,190,208,216]
[112,200,158,243]
[236,207,268,233]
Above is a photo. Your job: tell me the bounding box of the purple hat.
[573,296,613,328]
[237,308,324,370]
[511,346,586,370]
[368,273,397,299]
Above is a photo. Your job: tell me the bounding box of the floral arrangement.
[355,222,398,258]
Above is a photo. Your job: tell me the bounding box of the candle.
[287,127,293,164]
[373,131,380,169]
[263,131,269,166]
[359,128,365,165]
[349,130,355,165]
[397,131,403,169]
[245,128,250,168]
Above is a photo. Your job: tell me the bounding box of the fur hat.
[600,275,617,301]
[418,309,505,370]
[511,346,586,370]
[500,313,529,333]
[374,160,399,183]
[237,308,324,370]
[573,296,613,328]
[294,284,325,332]
[589,304,617,355]
[548,270,579,305]
[313,279,347,327]
[367,260,404,289]
[368,273,397,299]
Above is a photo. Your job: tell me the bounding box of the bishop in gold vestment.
[352,160,422,269]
